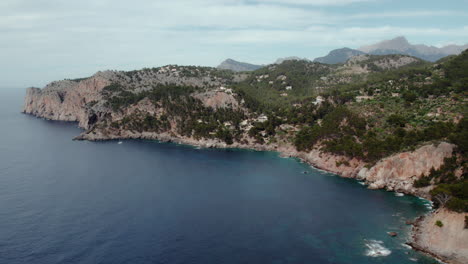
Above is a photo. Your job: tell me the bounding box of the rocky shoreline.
[22,74,465,264]
[27,111,468,263]
[77,131,468,264]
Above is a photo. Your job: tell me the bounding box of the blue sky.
[1,0,468,87]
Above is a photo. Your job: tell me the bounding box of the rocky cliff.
[23,72,113,128]
[358,142,455,195]
[411,209,468,264]
[23,57,466,263]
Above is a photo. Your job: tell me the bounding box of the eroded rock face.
[22,74,112,128]
[358,142,455,193]
[299,149,365,178]
[412,209,468,264]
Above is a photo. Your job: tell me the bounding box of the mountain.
[359,36,468,62]
[275,56,310,64]
[313,48,365,64]
[217,59,263,72]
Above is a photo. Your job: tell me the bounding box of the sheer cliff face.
[358,142,455,195]
[23,75,112,128]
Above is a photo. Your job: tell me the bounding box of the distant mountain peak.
[359,36,411,53]
[217,59,263,72]
[357,36,468,61]
[313,48,365,64]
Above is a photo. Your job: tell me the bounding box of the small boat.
[118,141,123,144]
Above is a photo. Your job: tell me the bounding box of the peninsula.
[24,51,468,263]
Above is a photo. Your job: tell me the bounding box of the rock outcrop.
[23,74,112,128]
[411,209,468,264]
[358,142,455,195]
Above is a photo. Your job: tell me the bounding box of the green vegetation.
[96,52,467,212]
[435,220,444,227]
[106,84,244,145]
[430,180,468,213]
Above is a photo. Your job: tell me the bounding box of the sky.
[1,0,468,87]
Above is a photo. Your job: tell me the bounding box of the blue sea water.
[0,88,437,264]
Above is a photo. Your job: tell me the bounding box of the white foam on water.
[358,181,366,186]
[401,243,412,250]
[395,192,404,197]
[364,240,391,257]
[310,166,333,175]
[409,257,418,262]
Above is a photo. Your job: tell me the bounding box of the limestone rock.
[411,209,468,264]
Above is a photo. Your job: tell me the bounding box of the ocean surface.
[0,88,437,264]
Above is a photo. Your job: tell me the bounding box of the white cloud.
[202,26,468,46]
[349,10,468,19]
[256,0,375,6]
[1,0,468,87]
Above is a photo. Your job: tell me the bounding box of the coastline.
[23,112,463,263]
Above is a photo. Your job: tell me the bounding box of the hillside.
[23,51,468,263]
[23,52,467,211]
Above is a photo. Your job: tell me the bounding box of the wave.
[364,240,391,257]
[401,243,412,250]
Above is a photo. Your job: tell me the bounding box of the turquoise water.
[0,88,437,264]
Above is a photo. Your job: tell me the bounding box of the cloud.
[255,0,374,6]
[1,0,468,87]
[204,26,468,46]
[349,10,468,19]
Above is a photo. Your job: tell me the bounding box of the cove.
[0,88,436,264]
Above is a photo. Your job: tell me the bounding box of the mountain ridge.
[359,36,468,62]
[313,48,365,64]
[217,58,263,72]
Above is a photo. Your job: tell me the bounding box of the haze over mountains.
[217,59,263,72]
[313,48,365,64]
[218,36,468,71]
[359,36,468,62]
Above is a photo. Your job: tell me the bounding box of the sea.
[0,88,438,264]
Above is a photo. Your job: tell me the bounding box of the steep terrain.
[24,51,467,263]
[411,209,468,264]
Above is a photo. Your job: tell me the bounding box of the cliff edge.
[411,209,468,264]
